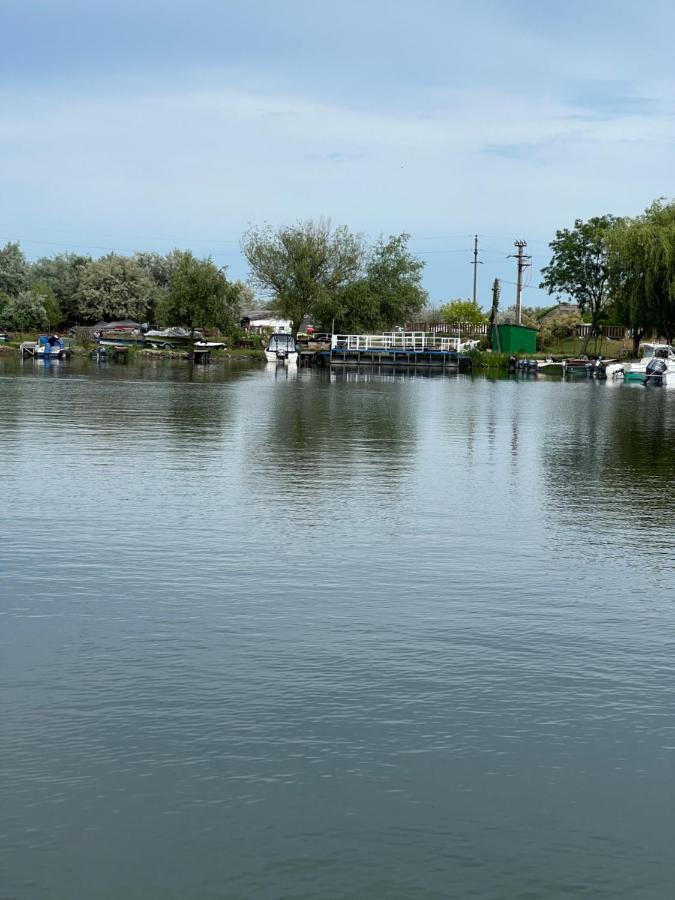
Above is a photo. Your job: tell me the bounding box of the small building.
[492,324,537,354]
[240,310,292,334]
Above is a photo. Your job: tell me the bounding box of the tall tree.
[0,242,29,296]
[74,254,153,323]
[540,216,617,351]
[362,233,427,326]
[609,199,675,351]
[313,233,427,332]
[242,219,363,334]
[30,252,91,323]
[161,251,241,341]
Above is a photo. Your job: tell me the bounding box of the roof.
[94,319,141,330]
[538,302,579,323]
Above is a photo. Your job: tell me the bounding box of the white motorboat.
[35,335,69,359]
[264,333,298,364]
[623,344,675,383]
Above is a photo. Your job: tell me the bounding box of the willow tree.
[540,216,617,352]
[609,200,675,353]
[242,219,363,335]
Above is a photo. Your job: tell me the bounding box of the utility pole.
[471,234,481,305]
[511,240,530,326]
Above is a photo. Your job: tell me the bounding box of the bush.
[539,312,581,348]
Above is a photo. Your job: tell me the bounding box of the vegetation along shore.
[1,198,674,359]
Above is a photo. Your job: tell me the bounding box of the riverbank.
[0,340,266,363]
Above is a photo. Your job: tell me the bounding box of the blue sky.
[1,0,674,307]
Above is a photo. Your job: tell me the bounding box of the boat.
[264,333,298,364]
[143,327,200,349]
[563,357,620,379]
[563,357,598,377]
[194,340,226,350]
[623,344,675,384]
[35,335,70,360]
[537,359,564,375]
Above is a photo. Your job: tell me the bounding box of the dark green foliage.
[161,251,241,336]
[30,282,63,330]
[312,232,427,332]
[30,253,91,324]
[540,216,617,344]
[609,200,675,349]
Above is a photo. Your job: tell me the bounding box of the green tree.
[1,290,48,332]
[540,216,617,351]
[608,199,675,352]
[314,233,427,332]
[30,253,91,323]
[162,251,241,341]
[31,281,63,330]
[0,242,29,296]
[439,299,487,328]
[242,219,363,334]
[362,232,427,326]
[74,254,153,323]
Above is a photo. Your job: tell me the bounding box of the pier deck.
[327,333,473,372]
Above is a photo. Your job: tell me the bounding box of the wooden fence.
[575,324,628,339]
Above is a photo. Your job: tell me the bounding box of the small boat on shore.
[265,333,298,364]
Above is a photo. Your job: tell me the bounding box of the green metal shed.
[492,324,537,354]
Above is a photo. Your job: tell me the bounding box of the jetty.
[321,332,472,372]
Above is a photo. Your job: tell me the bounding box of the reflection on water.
[1,358,675,900]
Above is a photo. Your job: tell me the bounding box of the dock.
[324,333,472,372]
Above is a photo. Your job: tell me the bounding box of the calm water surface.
[1,357,674,899]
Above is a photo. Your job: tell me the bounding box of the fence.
[331,332,461,352]
[575,324,628,339]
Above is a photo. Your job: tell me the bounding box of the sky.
[1,0,674,307]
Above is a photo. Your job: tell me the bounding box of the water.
[1,357,674,899]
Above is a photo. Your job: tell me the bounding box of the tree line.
[1,200,672,347]
[540,198,675,353]
[0,222,429,337]
[0,246,249,336]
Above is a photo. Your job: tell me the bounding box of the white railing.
[331,332,461,352]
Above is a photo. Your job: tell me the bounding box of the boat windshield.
[640,345,675,361]
[268,334,295,352]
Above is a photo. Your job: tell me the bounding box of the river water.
[1,357,674,899]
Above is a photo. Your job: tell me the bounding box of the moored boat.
[537,358,564,375]
[35,335,70,360]
[264,333,298,364]
[622,344,675,384]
